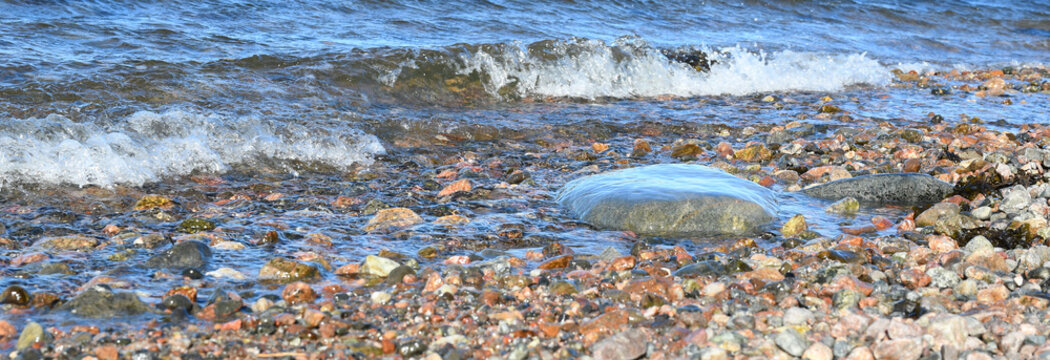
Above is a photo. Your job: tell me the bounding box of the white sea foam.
[455,40,891,99]
[0,111,384,188]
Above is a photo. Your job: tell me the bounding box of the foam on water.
[455,40,891,99]
[0,111,384,188]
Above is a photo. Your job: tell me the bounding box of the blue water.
[0,0,1046,187]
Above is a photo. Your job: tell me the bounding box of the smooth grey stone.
[557,164,778,237]
[800,173,953,206]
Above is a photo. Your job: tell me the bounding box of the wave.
[439,39,891,99]
[0,111,384,188]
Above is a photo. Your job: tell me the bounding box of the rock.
[782,215,808,238]
[872,339,921,360]
[783,307,814,326]
[17,321,45,350]
[0,320,14,338]
[802,342,833,360]
[360,255,401,277]
[591,328,649,360]
[916,202,960,227]
[734,144,772,162]
[844,346,874,360]
[1001,185,1032,214]
[1,285,30,306]
[144,240,211,269]
[673,260,726,277]
[800,173,953,207]
[925,315,967,350]
[258,258,320,283]
[58,286,151,318]
[926,267,961,289]
[699,347,728,360]
[437,179,472,197]
[371,291,391,304]
[972,206,993,220]
[557,164,778,237]
[281,282,316,304]
[826,197,860,215]
[966,248,1009,272]
[36,235,98,251]
[363,208,422,232]
[965,236,994,253]
[177,218,215,234]
[833,289,861,309]
[133,195,174,211]
[775,328,808,357]
[977,284,1008,305]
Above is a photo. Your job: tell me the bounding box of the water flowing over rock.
[800,173,953,206]
[557,164,778,237]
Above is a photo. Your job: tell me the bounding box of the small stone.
[133,195,174,211]
[17,321,45,350]
[902,159,922,173]
[977,284,1008,305]
[371,291,391,304]
[58,286,150,318]
[258,258,320,284]
[972,206,993,220]
[360,255,401,277]
[775,328,808,357]
[735,144,772,162]
[966,248,1009,272]
[671,143,702,159]
[0,320,14,338]
[144,240,211,270]
[251,297,274,313]
[833,289,861,309]
[927,235,958,253]
[925,315,967,350]
[281,282,316,304]
[591,328,649,360]
[783,307,813,326]
[926,267,961,289]
[205,267,246,280]
[916,202,960,227]
[36,235,98,251]
[1,285,30,306]
[1001,185,1032,214]
[437,179,472,197]
[818,104,841,113]
[872,339,921,360]
[538,255,573,270]
[965,236,993,253]
[802,342,833,360]
[781,214,808,238]
[95,345,119,360]
[844,346,874,360]
[363,208,422,232]
[177,218,216,234]
[826,197,860,216]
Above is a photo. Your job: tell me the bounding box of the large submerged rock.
[800,173,953,206]
[556,164,778,237]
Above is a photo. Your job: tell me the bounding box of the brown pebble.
[903,159,922,173]
[95,344,119,360]
[538,255,573,270]
[0,320,15,338]
[281,282,317,304]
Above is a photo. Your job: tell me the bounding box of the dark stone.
[162,294,196,313]
[673,260,726,278]
[144,241,211,270]
[177,218,215,234]
[800,173,953,207]
[58,286,151,318]
[182,268,204,280]
[557,165,778,237]
[1,285,30,306]
[384,266,416,285]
